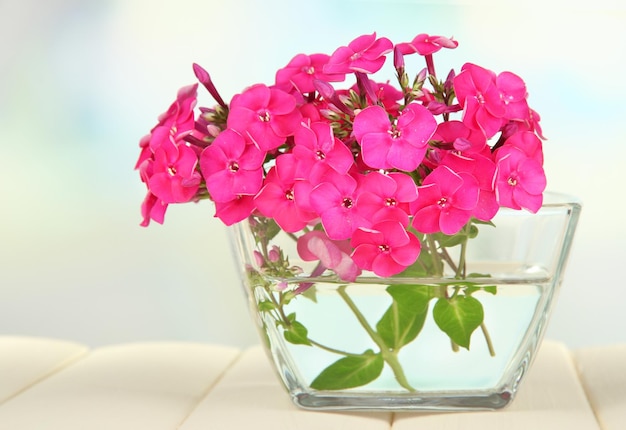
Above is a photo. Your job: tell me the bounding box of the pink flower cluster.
[136,32,546,280]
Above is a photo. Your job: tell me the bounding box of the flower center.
[228,161,240,172]
[341,197,354,209]
[167,166,177,176]
[388,124,402,139]
[315,150,326,160]
[285,189,294,200]
[507,177,518,186]
[385,197,397,206]
[303,66,315,75]
[437,197,449,208]
[378,244,390,252]
[475,92,485,104]
[258,111,271,122]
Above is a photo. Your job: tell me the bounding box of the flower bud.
[393,46,405,70]
[427,101,448,115]
[253,250,265,267]
[192,63,227,108]
[417,67,428,84]
[268,245,281,262]
[444,69,456,91]
[206,124,221,137]
[313,79,353,115]
[400,73,410,90]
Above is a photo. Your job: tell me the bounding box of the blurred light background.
[1,0,624,348]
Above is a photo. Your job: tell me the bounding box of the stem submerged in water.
[338,285,416,392]
[481,322,496,357]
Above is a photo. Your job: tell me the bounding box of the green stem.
[480,322,496,357]
[268,289,363,358]
[285,231,299,242]
[439,246,459,274]
[454,223,471,279]
[269,290,291,326]
[337,285,416,392]
[306,338,362,357]
[426,234,443,277]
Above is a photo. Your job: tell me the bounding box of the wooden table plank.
[0,336,88,405]
[0,342,240,430]
[179,345,392,430]
[0,338,617,429]
[574,344,626,430]
[392,341,600,430]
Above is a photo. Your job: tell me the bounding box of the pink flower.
[136,134,154,171]
[440,151,499,222]
[135,84,198,169]
[396,34,458,77]
[275,53,344,94]
[292,121,354,182]
[353,103,437,171]
[297,230,361,281]
[500,111,545,142]
[199,129,265,202]
[494,147,546,213]
[227,84,302,151]
[309,172,368,240]
[351,221,421,277]
[526,109,545,140]
[137,158,168,226]
[254,154,317,232]
[140,192,168,227]
[298,101,323,122]
[396,34,458,56]
[214,195,256,226]
[154,83,198,136]
[496,71,530,121]
[494,130,543,165]
[431,120,489,155]
[356,171,418,226]
[411,165,479,235]
[324,32,393,75]
[454,63,506,138]
[146,139,201,203]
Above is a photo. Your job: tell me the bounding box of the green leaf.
[471,218,495,227]
[257,300,276,312]
[250,216,281,243]
[465,284,498,296]
[465,285,498,296]
[433,296,484,349]
[468,223,479,239]
[467,272,492,278]
[397,245,442,277]
[483,285,497,295]
[263,219,282,242]
[310,350,384,390]
[434,231,466,247]
[376,284,432,350]
[433,222,479,247]
[300,285,318,303]
[283,320,311,346]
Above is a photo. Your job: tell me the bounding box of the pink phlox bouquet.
[135,32,546,281]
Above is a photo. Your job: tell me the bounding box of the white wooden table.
[0,336,624,429]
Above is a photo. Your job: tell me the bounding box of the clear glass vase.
[228,192,581,411]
